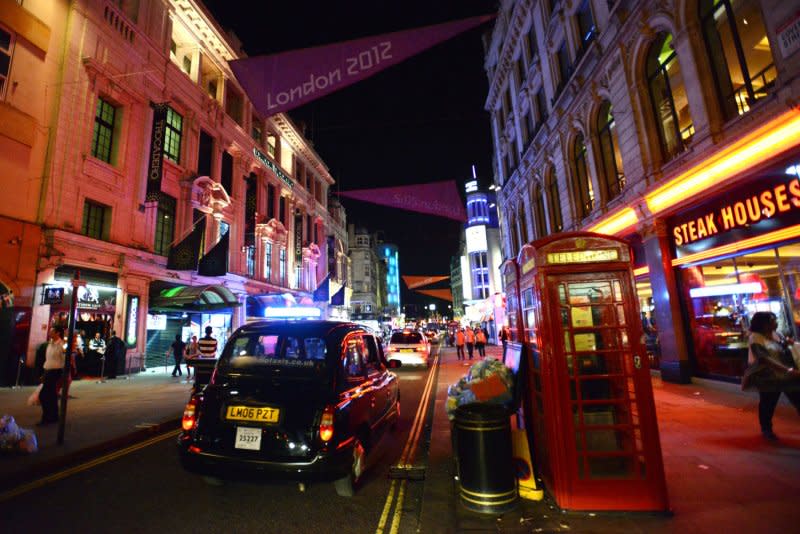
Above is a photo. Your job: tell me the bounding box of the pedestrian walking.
[169,334,186,377]
[499,326,509,360]
[455,328,466,361]
[184,335,199,378]
[475,327,487,358]
[105,330,126,379]
[198,326,218,358]
[39,328,65,426]
[465,326,475,360]
[744,311,800,441]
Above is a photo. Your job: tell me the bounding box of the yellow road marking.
[0,429,180,502]
[376,346,440,533]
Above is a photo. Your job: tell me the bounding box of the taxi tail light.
[319,405,335,442]
[182,397,198,431]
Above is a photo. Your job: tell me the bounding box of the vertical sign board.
[146,103,168,202]
[125,295,139,348]
[327,235,336,274]
[294,213,303,262]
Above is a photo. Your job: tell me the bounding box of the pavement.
[0,345,799,533]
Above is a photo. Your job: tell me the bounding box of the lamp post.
[58,270,83,445]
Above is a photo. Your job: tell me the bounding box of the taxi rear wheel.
[335,437,365,497]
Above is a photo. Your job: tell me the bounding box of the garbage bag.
[17,429,38,454]
[0,415,22,452]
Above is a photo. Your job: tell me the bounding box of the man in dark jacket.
[105,330,126,379]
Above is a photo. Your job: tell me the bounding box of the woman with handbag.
[745,311,800,441]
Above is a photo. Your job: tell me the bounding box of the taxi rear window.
[220,333,328,372]
[390,332,423,344]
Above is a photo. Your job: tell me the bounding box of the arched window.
[647,33,694,160]
[532,183,547,238]
[597,101,625,202]
[700,0,776,119]
[572,133,595,220]
[546,168,563,233]
[508,212,520,256]
[519,205,530,246]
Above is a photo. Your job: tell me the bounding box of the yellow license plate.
[226,405,280,423]
[400,348,415,352]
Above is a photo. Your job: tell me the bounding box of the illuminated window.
[526,21,539,65]
[546,167,563,233]
[533,184,547,239]
[572,133,595,220]
[154,194,175,256]
[647,33,694,161]
[82,200,110,241]
[0,25,13,100]
[597,101,625,202]
[164,107,182,163]
[91,97,118,164]
[700,0,776,119]
[266,133,277,158]
[264,242,273,280]
[279,248,286,284]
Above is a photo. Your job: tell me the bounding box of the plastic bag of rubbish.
[0,415,22,452]
[17,429,38,454]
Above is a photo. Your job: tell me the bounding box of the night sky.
[203,1,498,309]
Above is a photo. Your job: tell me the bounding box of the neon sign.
[546,249,619,265]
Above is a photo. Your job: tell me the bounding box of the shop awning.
[149,283,240,313]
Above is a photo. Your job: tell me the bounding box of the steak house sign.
[670,173,800,256]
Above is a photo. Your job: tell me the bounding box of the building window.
[266,133,277,158]
[267,184,276,220]
[91,97,118,164]
[279,248,286,284]
[700,0,776,119]
[533,184,547,239]
[515,56,525,84]
[164,107,182,163]
[279,196,286,226]
[0,26,14,99]
[647,32,694,161]
[225,83,244,126]
[526,22,539,65]
[519,206,530,245]
[264,242,273,280]
[525,110,535,146]
[535,88,548,124]
[251,119,263,144]
[154,194,175,256]
[572,134,594,220]
[554,42,571,98]
[82,200,110,241]
[575,0,596,57]
[546,167,563,233]
[246,246,255,277]
[597,101,625,203]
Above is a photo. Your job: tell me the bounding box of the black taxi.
[177,320,400,496]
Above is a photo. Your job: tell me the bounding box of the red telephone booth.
[514,232,669,512]
[500,259,524,345]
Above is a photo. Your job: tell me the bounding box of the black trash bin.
[453,403,518,514]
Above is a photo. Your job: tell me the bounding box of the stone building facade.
[486,0,800,382]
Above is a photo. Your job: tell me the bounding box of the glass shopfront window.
[635,276,660,369]
[680,246,798,379]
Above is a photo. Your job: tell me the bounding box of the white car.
[386,330,430,367]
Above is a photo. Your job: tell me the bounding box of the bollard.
[12,357,24,389]
[453,403,518,514]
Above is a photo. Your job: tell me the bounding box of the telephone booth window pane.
[523,288,534,307]
[620,330,630,347]
[613,280,623,301]
[567,282,612,304]
[588,456,634,478]
[574,333,595,351]
[616,304,626,325]
[564,332,573,352]
[558,284,567,304]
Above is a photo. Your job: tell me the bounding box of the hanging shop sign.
[294,213,303,262]
[670,171,800,258]
[125,295,139,347]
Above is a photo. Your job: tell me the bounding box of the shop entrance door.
[545,269,666,510]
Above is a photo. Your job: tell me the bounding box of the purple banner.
[230,15,493,117]
[337,180,467,222]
